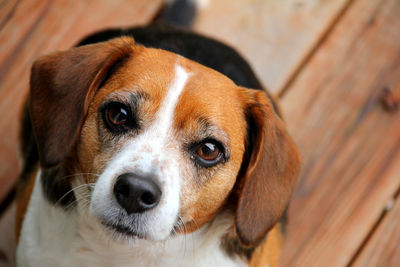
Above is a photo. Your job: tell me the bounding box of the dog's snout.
[114,173,162,214]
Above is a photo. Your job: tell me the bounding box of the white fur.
[157,64,190,137]
[195,0,210,9]
[17,172,245,266]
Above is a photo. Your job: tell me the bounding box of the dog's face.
[79,46,248,240]
[29,37,300,247]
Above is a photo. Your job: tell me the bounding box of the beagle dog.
[15,25,301,266]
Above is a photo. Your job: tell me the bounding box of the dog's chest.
[17,173,245,267]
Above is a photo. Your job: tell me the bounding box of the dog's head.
[29,37,300,247]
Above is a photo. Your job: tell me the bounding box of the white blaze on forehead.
[155,64,190,136]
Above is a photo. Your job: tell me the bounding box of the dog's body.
[15,23,300,267]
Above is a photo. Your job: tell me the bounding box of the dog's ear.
[235,88,301,247]
[30,37,134,168]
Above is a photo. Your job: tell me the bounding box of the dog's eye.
[192,140,224,167]
[108,105,128,126]
[102,102,135,133]
[197,143,219,160]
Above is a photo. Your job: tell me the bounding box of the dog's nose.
[113,173,162,214]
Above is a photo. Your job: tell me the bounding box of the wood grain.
[280,0,400,265]
[0,0,163,205]
[1,0,399,265]
[193,0,352,94]
[0,203,16,266]
[352,193,400,267]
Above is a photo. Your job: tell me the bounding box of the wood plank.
[0,202,16,266]
[280,0,400,266]
[193,0,352,94]
[353,193,400,267]
[0,0,20,30]
[0,0,163,204]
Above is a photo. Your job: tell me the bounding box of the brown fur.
[19,36,301,266]
[30,37,136,168]
[173,62,248,230]
[249,224,283,267]
[235,88,301,247]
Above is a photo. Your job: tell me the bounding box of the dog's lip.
[101,220,146,239]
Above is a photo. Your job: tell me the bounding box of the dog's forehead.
[93,46,246,135]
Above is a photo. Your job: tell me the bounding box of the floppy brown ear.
[30,37,134,168]
[235,88,301,247]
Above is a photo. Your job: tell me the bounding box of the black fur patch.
[221,230,255,260]
[40,166,75,207]
[19,104,39,180]
[155,0,196,28]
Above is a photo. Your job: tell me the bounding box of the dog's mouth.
[102,220,147,239]
[100,216,185,240]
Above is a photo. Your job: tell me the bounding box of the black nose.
[113,173,162,214]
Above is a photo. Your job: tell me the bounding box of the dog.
[14,7,301,267]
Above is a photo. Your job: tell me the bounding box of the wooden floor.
[1,0,399,266]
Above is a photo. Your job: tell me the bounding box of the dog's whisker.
[54,173,100,182]
[177,215,188,257]
[55,183,96,205]
[185,215,199,256]
[64,192,92,210]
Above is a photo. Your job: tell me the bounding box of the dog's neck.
[17,170,247,267]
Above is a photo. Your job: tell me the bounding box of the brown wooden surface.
[353,193,400,267]
[280,0,400,265]
[0,0,163,205]
[193,0,352,94]
[0,203,16,266]
[1,0,400,266]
